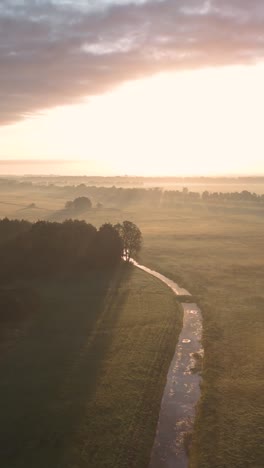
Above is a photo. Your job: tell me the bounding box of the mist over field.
[0,173,263,467]
[1,167,264,192]
[1,0,264,466]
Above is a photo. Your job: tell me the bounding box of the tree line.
[50,185,264,208]
[1,178,263,211]
[0,218,142,281]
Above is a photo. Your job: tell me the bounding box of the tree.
[65,197,92,211]
[114,220,142,261]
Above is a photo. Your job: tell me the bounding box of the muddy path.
[131,260,203,468]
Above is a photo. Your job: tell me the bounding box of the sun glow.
[1,64,264,175]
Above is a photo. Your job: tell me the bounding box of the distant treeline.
[0,219,123,281]
[60,186,264,207]
[1,178,264,209]
[2,175,264,186]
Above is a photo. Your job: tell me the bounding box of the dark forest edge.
[0,218,142,282]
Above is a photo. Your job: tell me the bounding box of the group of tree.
[1,177,263,210]
[65,197,92,211]
[0,217,31,244]
[62,187,264,209]
[0,218,142,281]
[200,190,263,202]
[64,197,104,211]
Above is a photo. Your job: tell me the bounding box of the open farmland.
[0,182,263,467]
[133,206,264,468]
[1,0,264,464]
[0,266,182,468]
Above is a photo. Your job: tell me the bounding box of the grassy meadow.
[0,182,263,467]
[135,207,264,468]
[0,266,182,468]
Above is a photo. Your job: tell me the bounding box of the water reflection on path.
[131,260,191,297]
[131,260,203,468]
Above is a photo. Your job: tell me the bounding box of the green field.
[135,207,264,468]
[0,184,264,467]
[0,266,182,468]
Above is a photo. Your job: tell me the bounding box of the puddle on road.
[131,260,203,468]
[149,303,203,468]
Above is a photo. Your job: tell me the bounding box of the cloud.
[1,0,264,125]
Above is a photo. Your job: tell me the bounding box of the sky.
[0,0,264,176]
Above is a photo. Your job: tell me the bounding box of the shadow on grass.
[0,263,132,468]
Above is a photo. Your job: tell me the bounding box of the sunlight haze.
[0,3,264,468]
[1,65,264,176]
[1,0,264,176]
